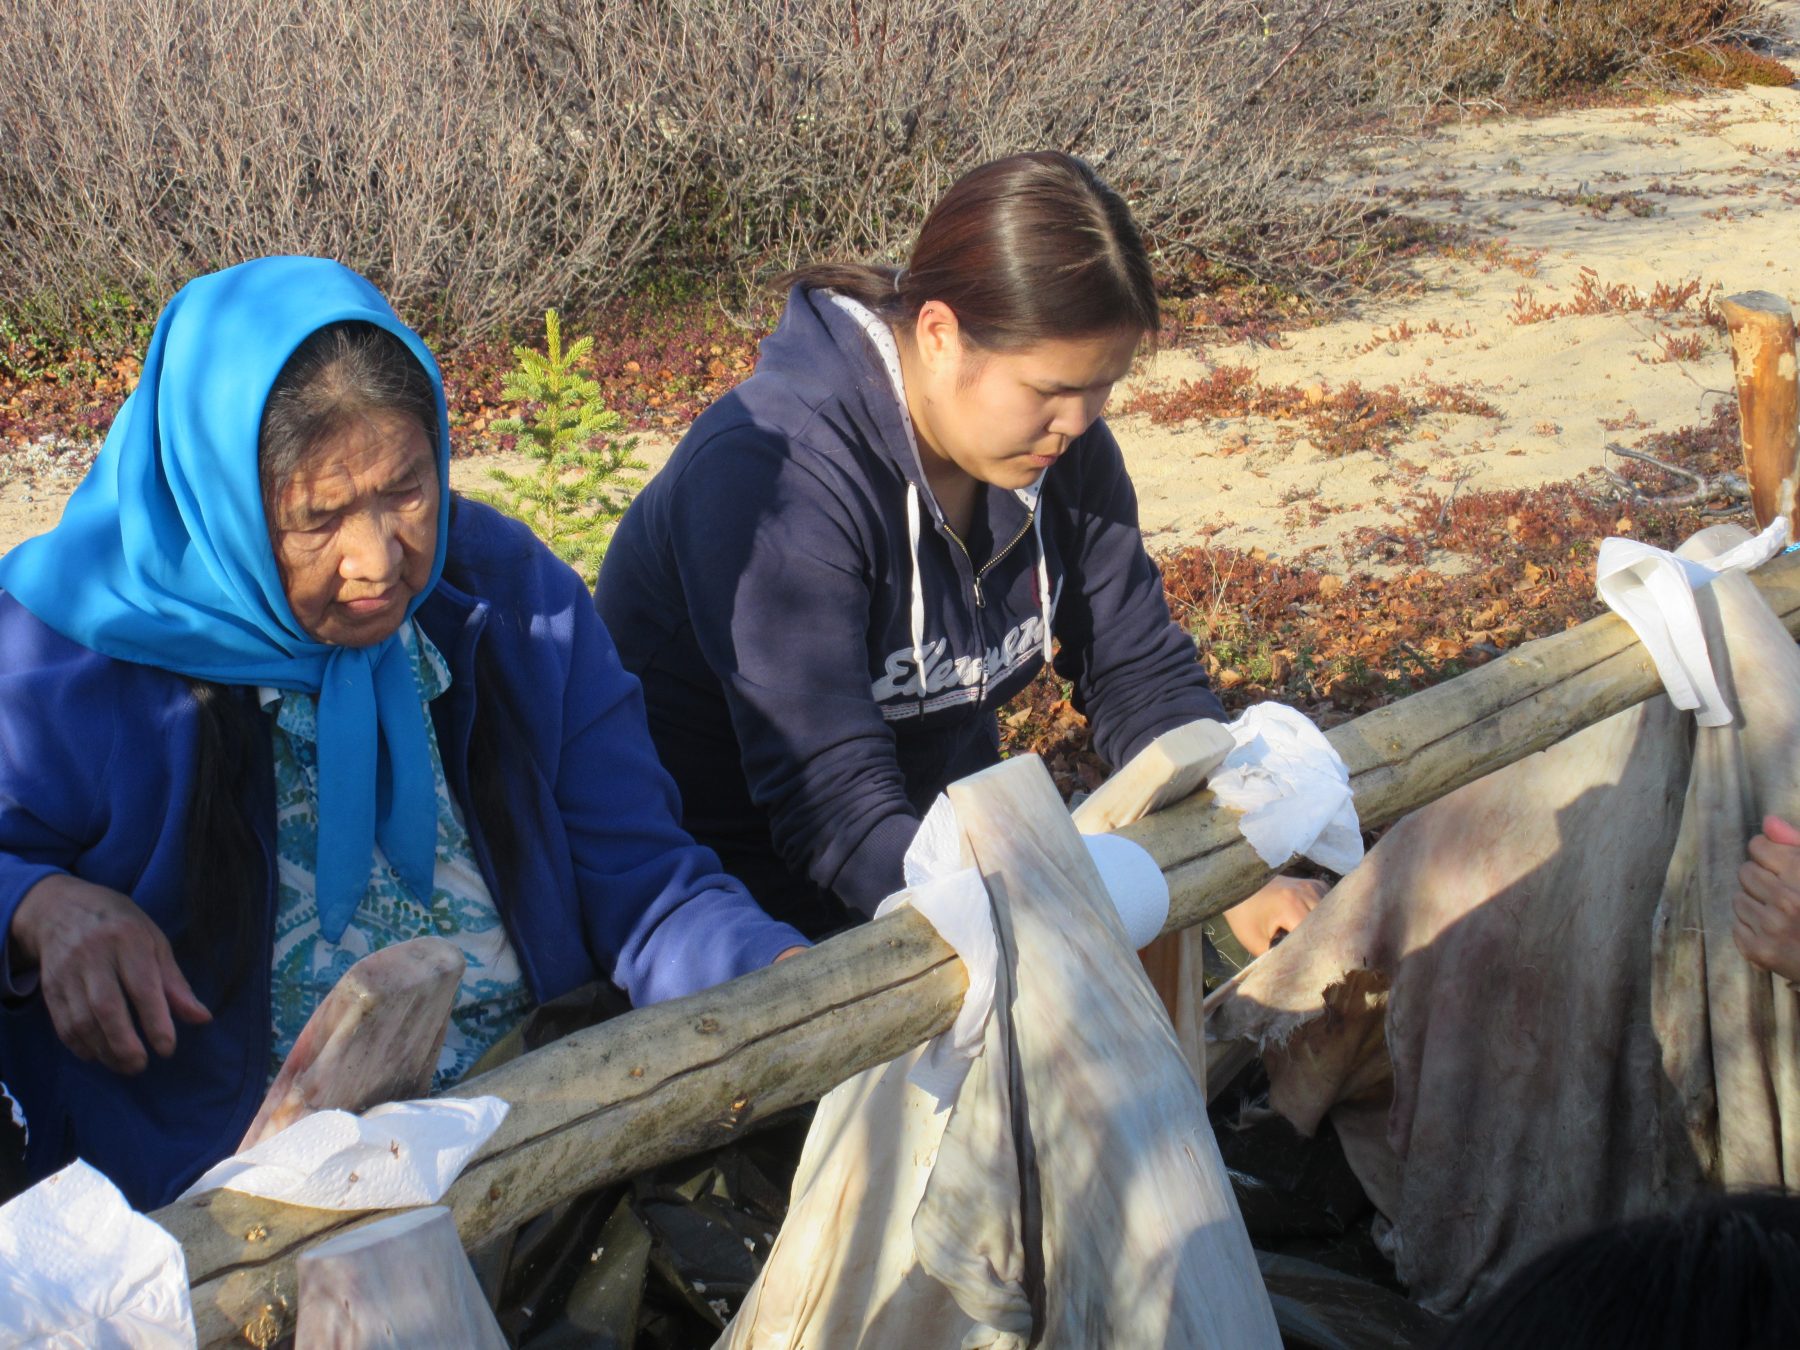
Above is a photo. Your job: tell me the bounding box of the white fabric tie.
[878,794,1172,1106]
[877,796,996,1106]
[1596,517,1789,727]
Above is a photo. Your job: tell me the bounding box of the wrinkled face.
[268,411,439,647]
[912,324,1142,491]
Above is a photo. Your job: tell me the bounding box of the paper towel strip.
[0,1160,195,1348]
[1596,517,1789,727]
[1210,702,1364,876]
[180,1096,508,1210]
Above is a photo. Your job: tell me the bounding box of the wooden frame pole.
[163,551,1800,1348]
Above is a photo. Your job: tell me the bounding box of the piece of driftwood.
[723,756,1278,1348]
[1722,291,1800,536]
[242,938,465,1150]
[165,553,1800,1346]
[1602,439,1750,512]
[1070,718,1234,835]
[294,1206,506,1349]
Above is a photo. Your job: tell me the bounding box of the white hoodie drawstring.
[906,482,928,704]
[1032,508,1054,664]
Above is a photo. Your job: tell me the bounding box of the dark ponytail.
[782,151,1161,351]
[182,679,266,998]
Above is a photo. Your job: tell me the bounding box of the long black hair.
[184,322,516,993]
[1437,1192,1800,1350]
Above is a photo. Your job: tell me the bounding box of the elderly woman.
[0,258,807,1209]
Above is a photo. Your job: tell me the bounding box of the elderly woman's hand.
[1736,813,1800,985]
[10,874,211,1074]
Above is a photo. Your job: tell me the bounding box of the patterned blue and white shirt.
[262,621,532,1087]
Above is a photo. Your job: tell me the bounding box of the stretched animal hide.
[721,757,1279,1349]
[1205,525,1800,1314]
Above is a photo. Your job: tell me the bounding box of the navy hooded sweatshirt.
[596,286,1225,936]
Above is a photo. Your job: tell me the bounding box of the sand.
[4,9,1799,569]
[1117,7,1800,568]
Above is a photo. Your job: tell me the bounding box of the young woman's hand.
[9,874,211,1074]
[1736,813,1800,984]
[1222,876,1327,958]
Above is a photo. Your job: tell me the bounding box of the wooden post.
[1722,291,1800,537]
[1135,933,1187,1026]
[164,551,1800,1349]
[294,1206,507,1349]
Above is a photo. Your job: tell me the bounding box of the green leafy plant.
[482,309,646,581]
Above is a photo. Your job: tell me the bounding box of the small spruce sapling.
[481,309,645,581]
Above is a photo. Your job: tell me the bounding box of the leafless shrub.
[1374,0,1776,109]
[646,0,1392,291]
[0,0,689,335]
[0,0,1776,340]
[0,0,1404,335]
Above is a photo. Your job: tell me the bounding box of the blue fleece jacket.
[0,498,807,1208]
[596,287,1224,936]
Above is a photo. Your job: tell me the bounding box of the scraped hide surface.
[1205,525,1800,1314]
[722,756,1279,1349]
[242,937,464,1149]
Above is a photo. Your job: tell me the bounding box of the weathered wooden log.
[243,937,464,1150]
[294,1206,507,1349]
[161,913,965,1348]
[1722,291,1800,536]
[164,550,1800,1347]
[1124,549,1800,931]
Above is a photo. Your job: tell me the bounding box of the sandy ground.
[3,12,1799,567]
[1114,8,1800,568]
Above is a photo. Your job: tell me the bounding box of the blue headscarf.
[0,257,451,942]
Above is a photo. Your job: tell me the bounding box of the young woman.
[597,152,1321,946]
[0,257,806,1208]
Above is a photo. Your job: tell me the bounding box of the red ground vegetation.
[1000,473,1732,800]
